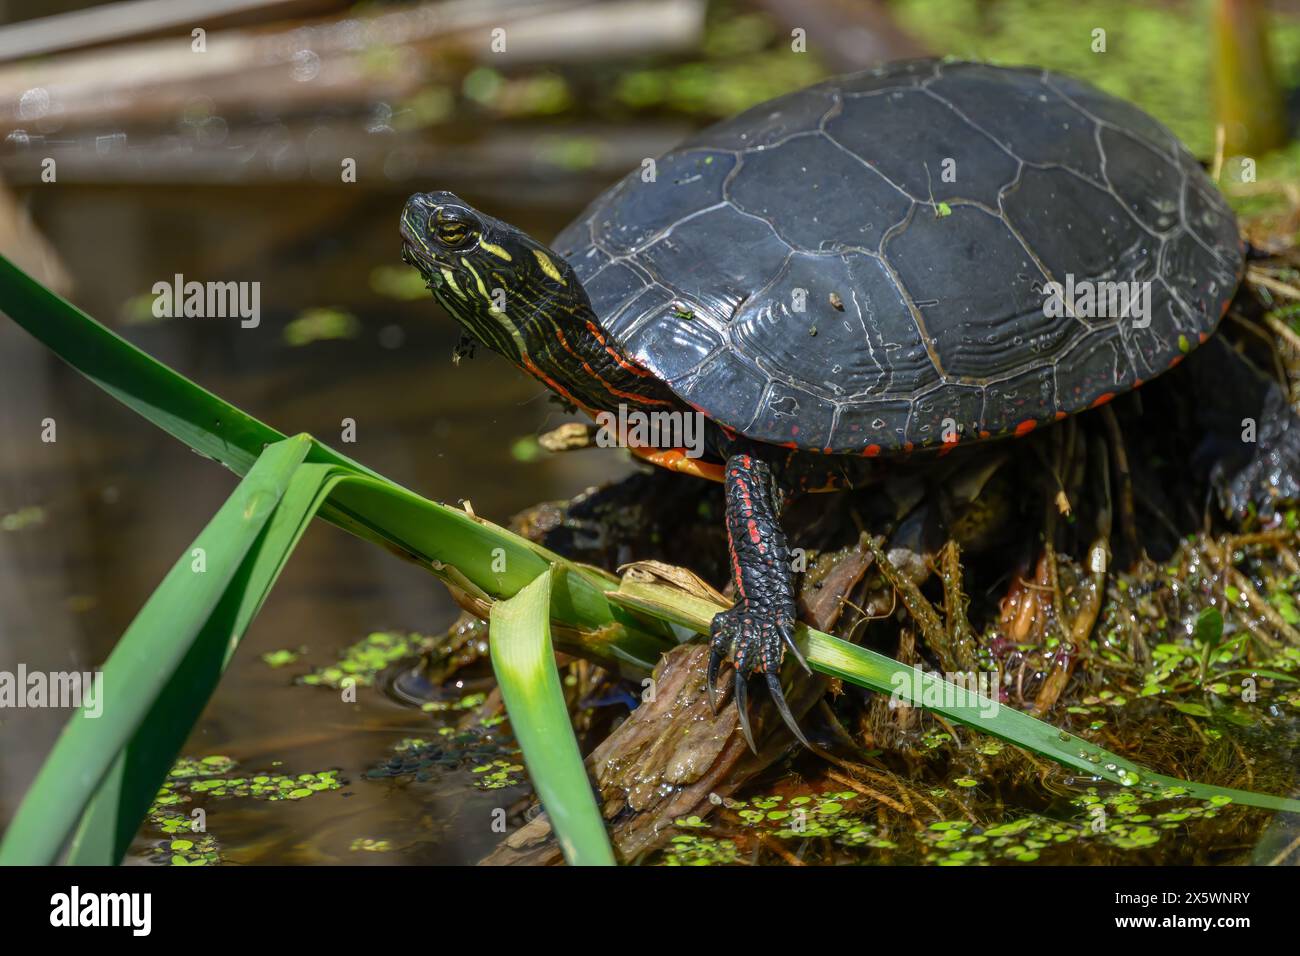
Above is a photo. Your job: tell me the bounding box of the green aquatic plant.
[661,834,739,866]
[140,754,342,866]
[153,757,343,806]
[299,630,431,688]
[282,307,361,347]
[367,729,520,786]
[149,834,222,867]
[0,254,1298,868]
[261,648,302,668]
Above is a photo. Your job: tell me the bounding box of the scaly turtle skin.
[400,60,1244,751]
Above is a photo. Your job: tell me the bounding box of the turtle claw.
[766,668,812,748]
[707,601,812,752]
[782,627,813,675]
[734,674,757,752]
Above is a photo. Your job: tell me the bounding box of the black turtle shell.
[552,59,1242,455]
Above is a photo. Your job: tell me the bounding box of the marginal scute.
[557,59,1242,454]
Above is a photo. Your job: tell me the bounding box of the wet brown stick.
[939,540,980,672]
[863,535,954,672]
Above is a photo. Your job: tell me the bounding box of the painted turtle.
[400,60,1247,749]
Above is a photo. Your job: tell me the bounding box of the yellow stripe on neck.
[533,249,565,284]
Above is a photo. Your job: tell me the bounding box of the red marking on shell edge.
[780,441,798,450]
[1014,419,1037,437]
[1054,410,1067,421]
[863,443,882,457]
[979,430,991,440]
[937,441,957,458]
[1198,332,1209,343]
[1090,392,1116,409]
[1133,378,1144,388]
[1168,355,1183,369]
[903,441,914,454]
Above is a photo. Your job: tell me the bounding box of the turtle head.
[400,191,584,363]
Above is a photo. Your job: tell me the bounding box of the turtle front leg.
[708,453,812,751]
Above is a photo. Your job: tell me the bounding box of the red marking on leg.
[747,518,761,544]
[736,478,753,513]
[728,540,746,601]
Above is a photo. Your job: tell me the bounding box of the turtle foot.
[707,599,811,752]
[1217,385,1300,520]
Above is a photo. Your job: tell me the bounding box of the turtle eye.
[432,217,475,249]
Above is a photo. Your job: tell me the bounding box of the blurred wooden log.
[0,0,348,62]
[0,118,691,195]
[0,0,706,136]
[750,0,928,72]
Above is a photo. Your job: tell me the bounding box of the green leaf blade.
[490,569,615,866]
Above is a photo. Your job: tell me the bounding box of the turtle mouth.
[400,240,434,274]
[399,207,436,266]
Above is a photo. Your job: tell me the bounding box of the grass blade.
[0,254,680,665]
[490,569,615,865]
[609,580,1300,815]
[65,460,349,864]
[0,436,317,864]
